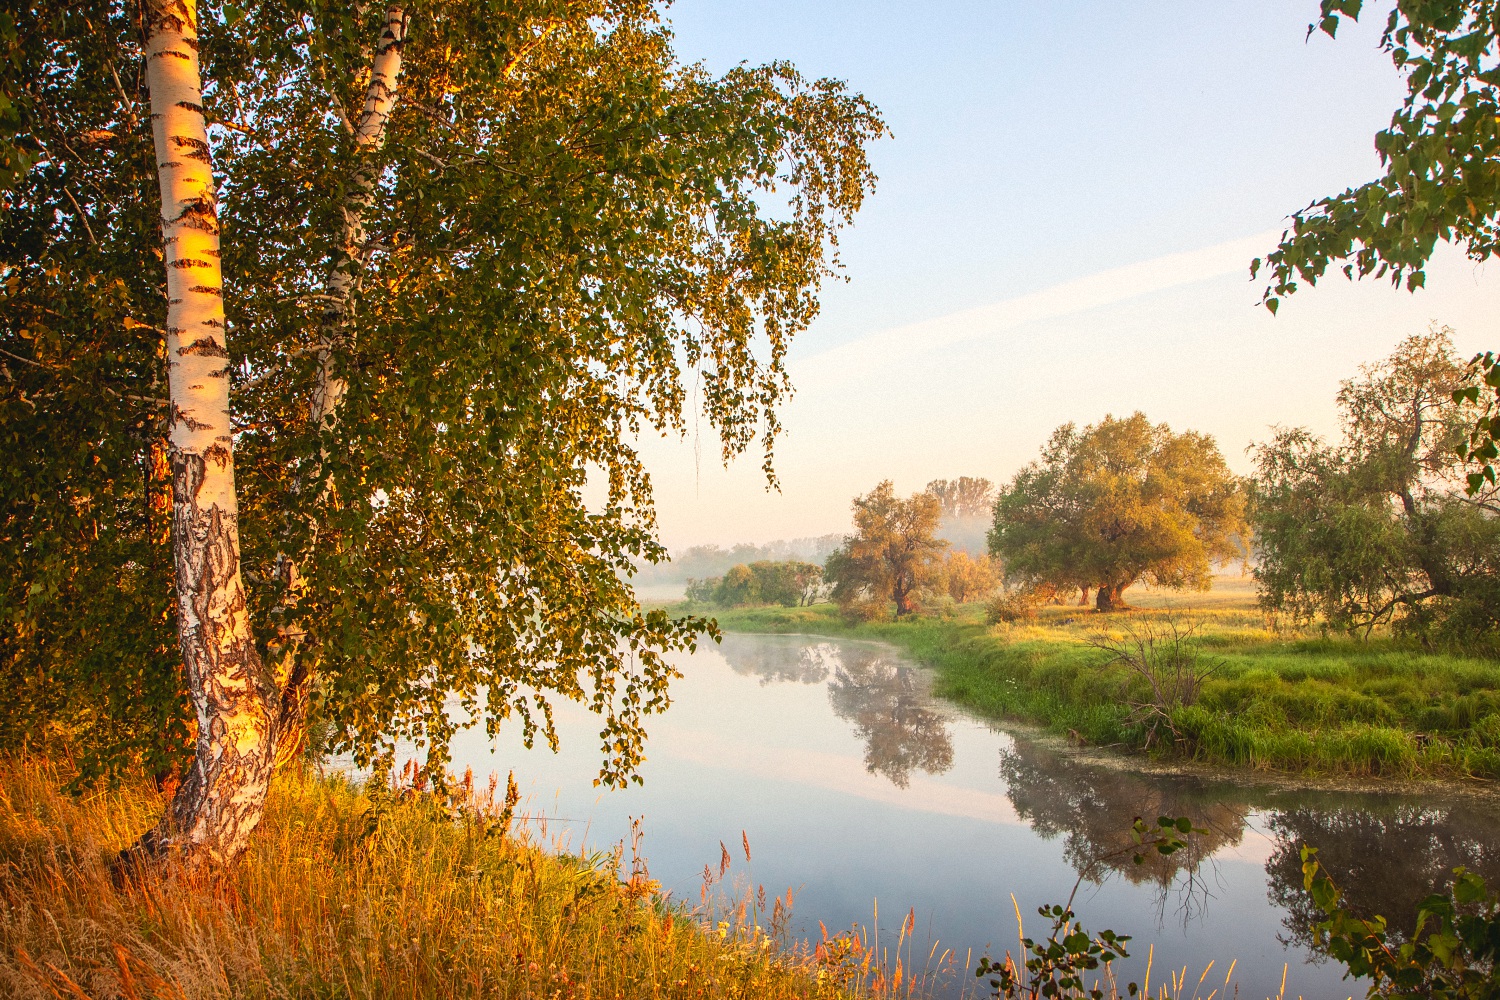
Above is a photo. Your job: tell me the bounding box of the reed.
[0,757,1332,1000]
[0,755,908,1000]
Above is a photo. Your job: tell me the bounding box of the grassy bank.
[702,590,1500,782]
[0,757,889,1000]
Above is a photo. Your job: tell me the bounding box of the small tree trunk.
[138,0,277,863]
[274,6,409,769]
[308,5,409,428]
[1078,585,1091,607]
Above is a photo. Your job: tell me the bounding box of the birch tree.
[134,0,276,860]
[2,0,885,862]
[275,4,410,767]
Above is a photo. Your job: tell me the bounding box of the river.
[433,631,1500,999]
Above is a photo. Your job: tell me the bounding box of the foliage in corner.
[1255,0,1500,308]
[1253,0,1500,485]
[1301,844,1500,998]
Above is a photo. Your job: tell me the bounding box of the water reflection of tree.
[1264,803,1500,951]
[825,645,955,788]
[716,634,835,686]
[1000,737,1248,909]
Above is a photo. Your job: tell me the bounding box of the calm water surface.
[436,632,1500,1000]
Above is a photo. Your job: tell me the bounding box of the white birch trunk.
[138,0,277,863]
[309,5,408,426]
[275,7,409,767]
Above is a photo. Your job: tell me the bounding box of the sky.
[633,1,1500,549]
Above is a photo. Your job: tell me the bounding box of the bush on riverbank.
[0,757,868,999]
[704,601,1500,780]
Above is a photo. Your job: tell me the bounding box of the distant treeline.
[633,534,845,585]
[685,560,827,608]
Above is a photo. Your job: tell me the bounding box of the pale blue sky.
[637,2,1500,548]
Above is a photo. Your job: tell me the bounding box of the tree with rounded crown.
[2,0,884,863]
[825,481,946,618]
[990,413,1248,612]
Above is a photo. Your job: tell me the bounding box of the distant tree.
[635,535,844,585]
[683,560,824,608]
[826,482,946,617]
[941,550,1001,604]
[990,414,1248,612]
[925,477,995,519]
[717,564,761,607]
[1251,329,1500,637]
[927,476,997,554]
[684,577,720,604]
[748,560,824,607]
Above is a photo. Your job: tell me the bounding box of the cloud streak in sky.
[794,230,1280,383]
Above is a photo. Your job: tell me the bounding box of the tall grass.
[708,600,1500,781]
[0,756,1296,1000]
[0,755,934,1000]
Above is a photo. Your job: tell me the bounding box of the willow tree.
[1251,330,1500,637]
[2,0,884,861]
[990,414,1248,611]
[825,482,946,618]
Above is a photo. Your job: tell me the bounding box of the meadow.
[703,579,1500,782]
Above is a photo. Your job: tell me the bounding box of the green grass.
[700,586,1500,782]
[0,757,914,1000]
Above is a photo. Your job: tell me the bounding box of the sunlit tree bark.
[309,4,407,430]
[138,0,275,862]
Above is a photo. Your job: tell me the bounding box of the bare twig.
[1087,611,1221,750]
[60,186,98,245]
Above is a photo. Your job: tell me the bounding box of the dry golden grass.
[0,756,932,1000]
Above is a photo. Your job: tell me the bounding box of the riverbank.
[701,598,1500,783]
[0,757,867,999]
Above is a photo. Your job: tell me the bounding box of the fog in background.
[633,1,1500,555]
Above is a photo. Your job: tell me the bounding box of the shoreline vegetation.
[688,578,1500,785]
[0,756,938,1000]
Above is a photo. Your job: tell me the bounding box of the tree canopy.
[1251,329,1500,637]
[925,477,995,519]
[825,481,946,618]
[989,413,1247,611]
[936,549,1000,605]
[1256,1,1500,306]
[1,0,884,799]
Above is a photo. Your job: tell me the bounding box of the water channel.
[435,631,1500,999]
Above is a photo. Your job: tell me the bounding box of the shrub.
[987,588,1049,625]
